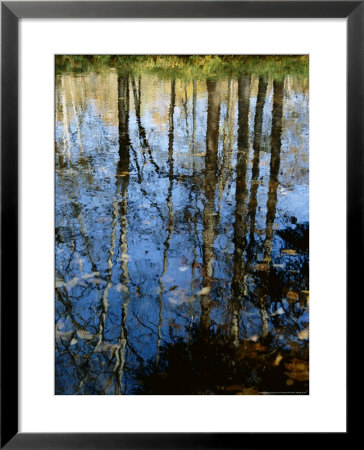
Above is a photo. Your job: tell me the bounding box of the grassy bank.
[56,54,309,80]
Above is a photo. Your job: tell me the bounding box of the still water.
[55,59,309,395]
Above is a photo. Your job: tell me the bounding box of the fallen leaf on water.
[298,328,309,340]
[285,371,309,382]
[284,358,309,382]
[253,263,269,272]
[196,286,211,296]
[273,353,283,367]
[70,338,78,346]
[178,266,188,272]
[195,152,206,157]
[287,291,299,301]
[285,360,308,372]
[282,249,297,256]
[57,272,100,289]
[271,307,285,316]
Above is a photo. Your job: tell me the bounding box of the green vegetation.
[55,54,309,80]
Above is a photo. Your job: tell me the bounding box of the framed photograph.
[1,1,354,447]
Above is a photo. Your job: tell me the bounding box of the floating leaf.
[178,266,188,272]
[273,353,283,367]
[285,360,308,372]
[287,291,299,301]
[284,359,309,382]
[57,272,101,290]
[298,328,309,340]
[282,249,297,256]
[70,338,78,346]
[196,286,211,296]
[285,370,309,382]
[271,307,285,316]
[253,263,269,272]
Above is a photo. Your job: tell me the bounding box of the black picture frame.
[0,1,354,448]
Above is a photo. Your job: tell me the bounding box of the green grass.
[55,54,309,80]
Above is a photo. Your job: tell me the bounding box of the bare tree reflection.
[200,80,221,338]
[259,79,284,338]
[157,78,176,367]
[230,76,250,347]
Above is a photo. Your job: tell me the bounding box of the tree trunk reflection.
[200,80,221,338]
[231,76,251,346]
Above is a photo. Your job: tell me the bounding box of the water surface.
[55,56,309,395]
